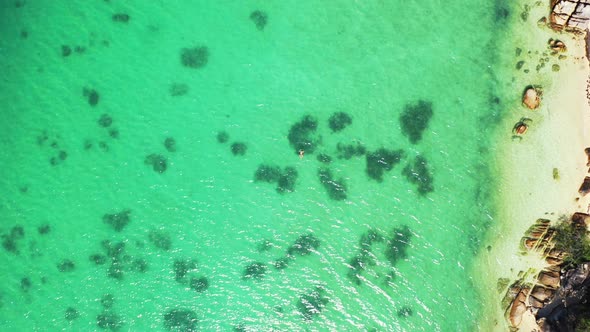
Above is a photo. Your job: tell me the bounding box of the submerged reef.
[297,286,329,320]
[164,137,177,153]
[180,46,209,69]
[384,225,412,266]
[112,13,130,23]
[328,112,352,133]
[365,148,405,182]
[163,308,198,332]
[169,83,189,97]
[316,153,332,164]
[189,276,209,293]
[346,230,385,285]
[274,233,321,269]
[287,115,321,154]
[402,155,434,195]
[98,114,113,128]
[83,88,100,107]
[145,154,167,173]
[173,259,197,282]
[148,229,172,251]
[103,210,131,232]
[97,311,124,330]
[250,10,268,30]
[97,239,148,280]
[336,141,366,159]
[216,131,229,143]
[254,164,298,194]
[399,100,433,144]
[317,167,347,200]
[242,262,267,280]
[231,142,247,156]
[2,225,25,254]
[288,233,321,256]
[58,259,76,272]
[65,307,80,321]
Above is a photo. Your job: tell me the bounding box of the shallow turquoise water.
[0,1,514,331]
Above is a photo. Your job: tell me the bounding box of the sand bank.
[474,5,590,331]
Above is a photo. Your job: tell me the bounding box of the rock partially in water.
[522,85,541,110]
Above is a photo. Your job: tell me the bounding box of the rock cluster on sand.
[522,86,541,109]
[550,0,590,32]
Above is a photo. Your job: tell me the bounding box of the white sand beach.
[474,6,590,331]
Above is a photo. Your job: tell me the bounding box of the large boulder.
[522,86,541,110]
[550,0,590,32]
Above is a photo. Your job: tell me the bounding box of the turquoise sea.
[0,1,517,331]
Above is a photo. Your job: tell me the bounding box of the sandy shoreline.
[474,4,590,331]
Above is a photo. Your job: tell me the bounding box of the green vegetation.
[551,220,590,268]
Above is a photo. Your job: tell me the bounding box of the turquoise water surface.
[0,1,514,331]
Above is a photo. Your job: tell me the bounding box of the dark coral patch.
[231,142,247,156]
[169,83,189,97]
[365,148,405,182]
[397,306,413,318]
[144,154,167,173]
[242,262,267,280]
[38,224,51,235]
[164,137,176,153]
[97,311,124,330]
[103,210,131,232]
[249,10,268,30]
[317,153,332,164]
[148,229,172,251]
[254,165,282,183]
[399,100,433,144]
[328,112,352,133]
[288,234,320,256]
[318,168,347,200]
[101,294,115,309]
[180,46,209,69]
[58,259,76,272]
[216,131,229,143]
[61,45,72,57]
[20,277,31,292]
[384,225,412,266]
[65,307,80,321]
[288,115,320,154]
[402,155,434,195]
[83,88,100,106]
[98,114,113,127]
[163,309,198,332]
[276,166,298,194]
[90,253,108,265]
[173,259,197,282]
[336,141,365,159]
[112,13,130,23]
[190,277,209,293]
[254,164,298,193]
[298,286,329,320]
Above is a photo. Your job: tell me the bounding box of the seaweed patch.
[287,115,321,154]
[328,112,352,133]
[250,10,268,30]
[399,100,433,144]
[242,262,267,280]
[83,88,100,107]
[144,154,167,173]
[297,286,329,321]
[180,46,209,69]
[402,155,434,195]
[163,309,198,332]
[103,210,131,232]
[318,168,347,200]
[365,148,405,182]
[254,164,298,194]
